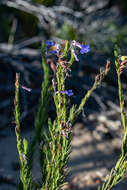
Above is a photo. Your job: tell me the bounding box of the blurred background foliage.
[54,23,77,40]
[32,0,56,6]
[0,0,127,54]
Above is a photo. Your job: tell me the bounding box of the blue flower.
[72,40,90,54]
[80,45,90,54]
[65,90,73,96]
[46,41,55,47]
[57,90,74,96]
[48,50,57,54]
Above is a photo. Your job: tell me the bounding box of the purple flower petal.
[80,45,90,54]
[65,90,73,96]
[48,50,57,54]
[46,41,55,47]
[56,90,74,97]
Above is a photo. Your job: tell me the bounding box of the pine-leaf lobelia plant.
[14,40,110,190]
[14,73,33,190]
[98,46,127,190]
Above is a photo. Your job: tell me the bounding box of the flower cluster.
[46,40,90,98]
[46,40,90,57]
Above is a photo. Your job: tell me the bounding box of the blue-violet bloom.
[57,90,73,96]
[48,50,57,54]
[80,45,90,54]
[72,40,90,54]
[47,44,60,55]
[46,41,55,47]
